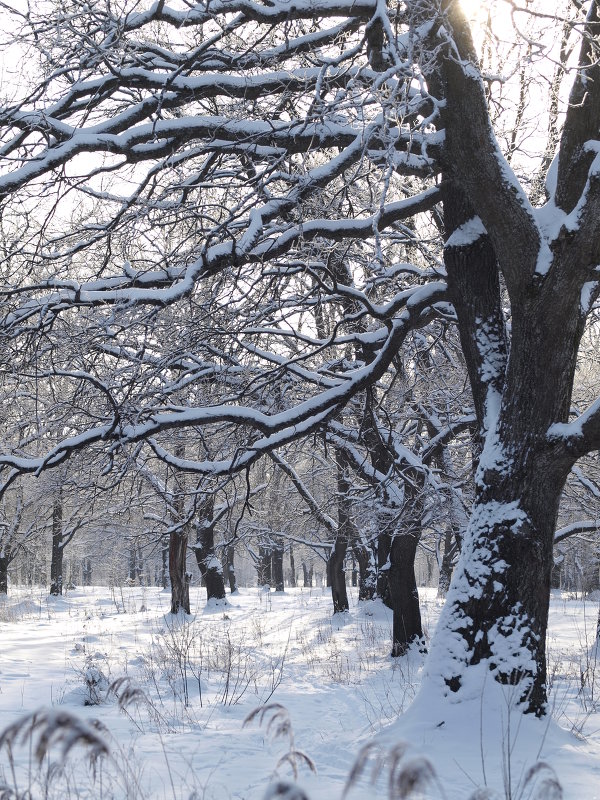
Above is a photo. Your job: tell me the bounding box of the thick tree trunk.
[352,541,377,600]
[430,451,566,713]
[194,497,226,601]
[83,558,92,587]
[328,539,349,613]
[427,166,584,712]
[50,495,63,596]
[388,531,423,655]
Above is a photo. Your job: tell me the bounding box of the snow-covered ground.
[0,585,598,799]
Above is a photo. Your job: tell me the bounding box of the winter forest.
[0,0,599,796]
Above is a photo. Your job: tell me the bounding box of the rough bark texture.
[352,542,377,600]
[388,530,423,656]
[169,445,190,614]
[423,3,599,705]
[329,448,356,612]
[169,531,190,614]
[328,540,349,612]
[360,392,424,651]
[437,527,457,598]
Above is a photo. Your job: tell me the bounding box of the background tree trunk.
[272,538,284,592]
[83,558,92,587]
[169,531,190,614]
[257,545,272,587]
[388,525,424,655]
[352,542,377,601]
[194,496,226,601]
[289,544,296,588]
[437,527,458,598]
[302,562,310,588]
[50,494,63,597]
[0,554,9,595]
[224,545,237,593]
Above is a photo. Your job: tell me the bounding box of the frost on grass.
[0,709,109,766]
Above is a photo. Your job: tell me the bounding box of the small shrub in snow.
[83,663,109,706]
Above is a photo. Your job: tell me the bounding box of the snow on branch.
[554,519,600,544]
[268,452,337,534]
[547,395,600,458]
[0,284,448,489]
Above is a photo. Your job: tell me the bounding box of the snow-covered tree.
[1,0,600,715]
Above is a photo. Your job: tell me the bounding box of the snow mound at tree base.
[371,668,600,800]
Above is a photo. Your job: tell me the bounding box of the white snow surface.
[0,586,597,799]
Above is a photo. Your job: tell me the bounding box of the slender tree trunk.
[330,448,354,612]
[169,446,191,614]
[194,496,226,601]
[128,544,137,583]
[50,494,63,596]
[225,545,237,593]
[302,561,310,588]
[136,542,144,584]
[289,544,296,587]
[169,531,190,614]
[376,530,392,606]
[83,558,92,587]
[272,538,284,592]
[361,394,424,652]
[161,540,169,589]
[0,554,9,595]
[257,545,272,587]
[437,527,458,598]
